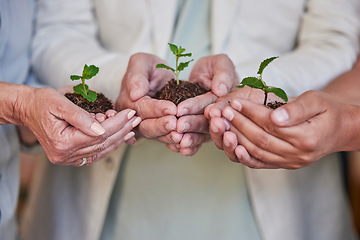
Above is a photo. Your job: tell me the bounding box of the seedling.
[156,43,194,85]
[237,56,288,106]
[70,64,99,102]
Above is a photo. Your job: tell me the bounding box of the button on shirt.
[0,0,37,239]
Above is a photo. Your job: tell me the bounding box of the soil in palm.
[65,92,113,114]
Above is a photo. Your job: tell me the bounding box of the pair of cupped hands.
[24,53,340,169]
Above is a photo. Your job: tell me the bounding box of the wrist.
[338,104,360,151]
[0,82,35,125]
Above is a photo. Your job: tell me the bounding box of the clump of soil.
[154,79,208,105]
[267,101,286,110]
[65,92,113,114]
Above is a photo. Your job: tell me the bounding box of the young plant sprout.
[70,64,99,102]
[156,43,194,85]
[237,56,288,106]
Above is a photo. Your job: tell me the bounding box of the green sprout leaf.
[237,77,265,89]
[156,64,175,72]
[70,64,100,102]
[155,43,194,85]
[257,56,278,76]
[178,60,194,71]
[236,57,288,106]
[267,87,288,102]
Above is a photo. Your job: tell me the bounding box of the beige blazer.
[22,0,360,239]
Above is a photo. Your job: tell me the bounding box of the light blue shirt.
[0,0,38,239]
[101,1,261,240]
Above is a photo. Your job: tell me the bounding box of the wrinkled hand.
[21,87,140,166]
[168,54,238,156]
[217,91,353,169]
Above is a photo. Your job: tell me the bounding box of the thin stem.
[82,78,88,95]
[263,91,268,106]
[175,55,179,84]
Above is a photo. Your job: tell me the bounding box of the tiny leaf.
[257,56,278,75]
[178,60,194,71]
[237,77,265,90]
[70,75,82,81]
[178,46,186,55]
[85,90,98,102]
[83,64,99,79]
[268,87,288,102]
[179,53,192,57]
[169,43,179,55]
[73,83,89,96]
[156,63,175,72]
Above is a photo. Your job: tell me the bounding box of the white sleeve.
[32,0,130,101]
[236,0,360,97]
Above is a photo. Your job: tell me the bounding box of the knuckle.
[254,133,270,150]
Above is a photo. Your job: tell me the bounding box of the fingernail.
[223,108,234,121]
[210,124,219,133]
[223,136,230,147]
[231,99,242,111]
[132,117,142,127]
[124,131,135,141]
[273,108,289,124]
[182,122,190,132]
[224,119,230,131]
[185,138,193,148]
[91,122,105,136]
[107,112,116,118]
[127,110,136,119]
[218,83,228,96]
[165,122,176,131]
[178,108,189,116]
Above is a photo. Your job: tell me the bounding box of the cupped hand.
[219,91,351,169]
[22,87,141,166]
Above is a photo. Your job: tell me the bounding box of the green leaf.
[156,63,175,72]
[179,53,192,57]
[82,64,99,80]
[85,90,97,102]
[178,46,186,55]
[238,77,265,90]
[73,83,89,96]
[178,59,194,71]
[267,87,288,102]
[257,56,279,75]
[70,75,82,81]
[169,43,179,56]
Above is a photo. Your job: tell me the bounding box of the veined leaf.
[86,90,97,102]
[268,87,288,102]
[156,63,175,72]
[73,83,89,96]
[70,75,82,81]
[238,77,265,90]
[178,60,194,71]
[83,64,99,79]
[169,43,178,55]
[257,56,278,75]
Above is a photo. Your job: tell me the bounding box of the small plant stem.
[82,78,88,95]
[264,91,268,106]
[175,55,179,84]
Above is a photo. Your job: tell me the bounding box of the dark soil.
[154,79,208,105]
[65,92,113,114]
[267,101,286,110]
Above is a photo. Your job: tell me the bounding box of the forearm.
[0,82,34,125]
[337,103,360,151]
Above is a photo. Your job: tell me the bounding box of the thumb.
[57,97,105,137]
[271,91,325,127]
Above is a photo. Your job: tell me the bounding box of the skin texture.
[206,56,360,169]
[1,82,140,166]
[116,53,238,156]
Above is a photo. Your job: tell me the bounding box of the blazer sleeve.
[236,0,360,97]
[32,0,130,101]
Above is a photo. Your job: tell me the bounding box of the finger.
[271,90,326,127]
[234,145,279,169]
[179,145,201,156]
[177,92,217,117]
[105,109,117,118]
[157,131,183,144]
[177,115,210,134]
[222,131,240,163]
[207,99,231,119]
[137,115,177,139]
[54,96,106,137]
[179,133,211,148]
[95,113,106,123]
[209,117,228,150]
[166,143,181,153]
